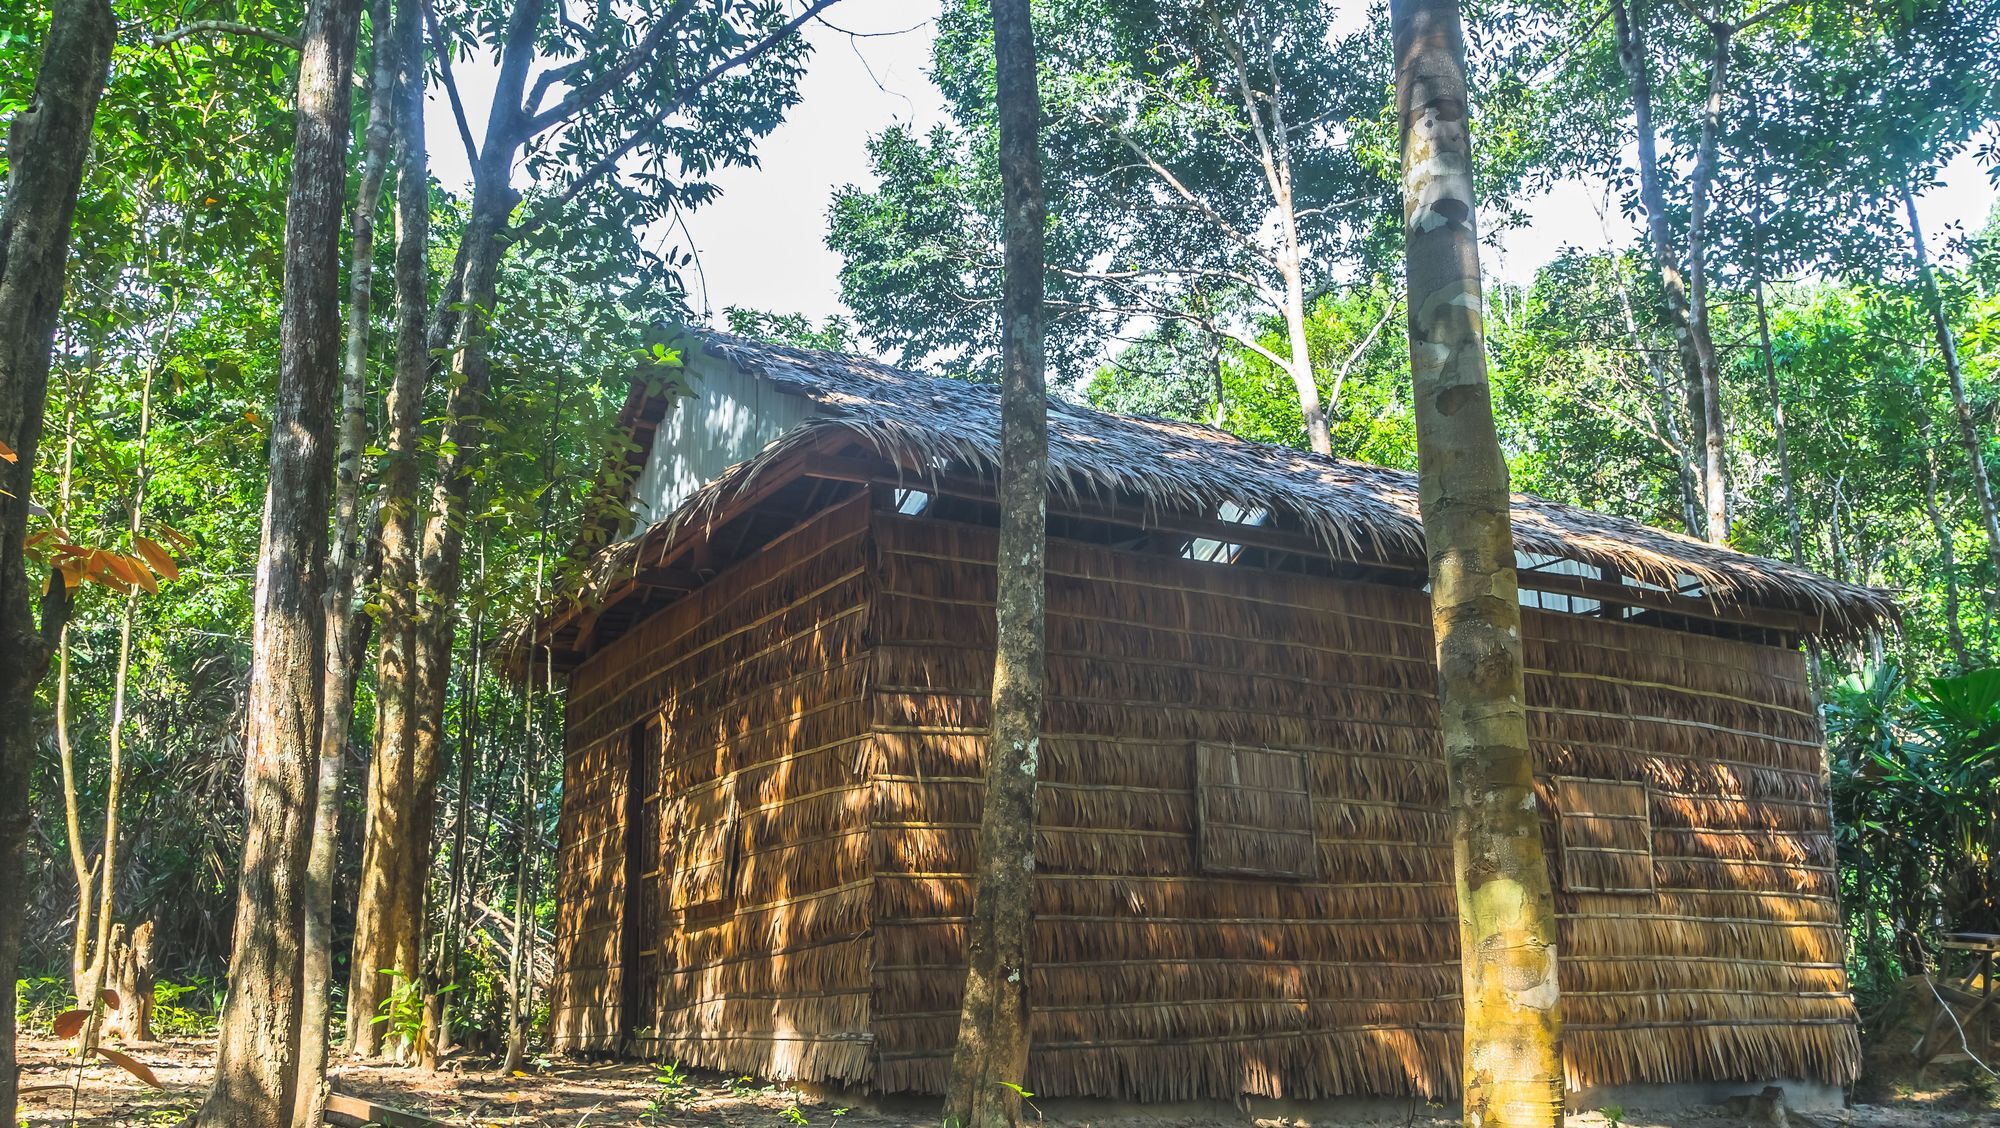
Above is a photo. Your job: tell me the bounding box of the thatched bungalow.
[532,328,1892,1105]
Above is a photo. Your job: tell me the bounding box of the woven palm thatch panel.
[1526,610,1855,1089]
[550,498,879,1083]
[666,780,737,911]
[863,512,1857,1100]
[1556,778,1655,894]
[550,722,632,1052]
[1195,743,1316,879]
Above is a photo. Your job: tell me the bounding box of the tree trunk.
[348,0,430,1052]
[1281,266,1330,456]
[103,921,155,1044]
[1391,1,1565,1125]
[1752,278,1824,687]
[53,395,94,999]
[297,4,394,1115]
[0,1,114,1118]
[79,345,162,1058]
[1206,327,1225,428]
[1683,24,1732,544]
[1752,280,1804,565]
[356,0,541,1044]
[499,689,535,1076]
[1610,0,1727,543]
[1920,439,1970,667]
[193,0,360,1112]
[1606,245,1700,534]
[942,2,1047,1125]
[1902,181,2000,583]
[430,591,483,1066]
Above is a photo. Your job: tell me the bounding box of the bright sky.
[427,0,2000,326]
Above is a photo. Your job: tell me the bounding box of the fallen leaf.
[94,1046,163,1089]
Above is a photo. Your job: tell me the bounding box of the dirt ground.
[14,1036,1998,1128]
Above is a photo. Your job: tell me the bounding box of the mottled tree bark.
[394,0,537,1035]
[297,3,394,1113]
[1216,16,1328,456]
[0,0,113,1119]
[1682,23,1732,544]
[1391,1,1564,1125]
[194,0,360,1113]
[1902,181,2000,585]
[943,2,1046,1125]
[1610,0,1728,544]
[348,0,431,1051]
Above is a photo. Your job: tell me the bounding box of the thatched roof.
[559,329,1895,643]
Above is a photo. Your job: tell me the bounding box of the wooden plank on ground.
[325,1090,454,1128]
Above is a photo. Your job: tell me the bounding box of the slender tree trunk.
[1920,439,1970,667]
[1902,181,2000,582]
[1606,244,1700,534]
[1828,474,1852,584]
[0,0,112,1117]
[53,393,94,998]
[500,672,536,1075]
[349,0,430,1050]
[79,344,163,1057]
[394,0,540,1027]
[1752,279,1804,565]
[430,587,482,1065]
[1207,325,1225,429]
[1392,1,1564,1125]
[1684,24,1732,543]
[1281,263,1330,456]
[296,7,394,1116]
[1610,0,1727,543]
[1752,277,1824,686]
[942,2,1046,1124]
[400,191,509,1039]
[194,0,360,1112]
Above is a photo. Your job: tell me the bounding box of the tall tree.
[1392,0,1564,1125]
[193,0,361,1112]
[831,0,1402,453]
[348,0,843,1047]
[1902,185,2000,585]
[346,0,430,1052]
[942,0,1046,1122]
[1605,0,1789,545]
[297,0,396,1111]
[0,0,114,1119]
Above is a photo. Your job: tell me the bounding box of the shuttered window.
[1195,743,1317,879]
[666,778,739,912]
[1555,777,1655,894]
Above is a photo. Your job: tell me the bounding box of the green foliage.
[13,976,69,1032]
[642,1061,697,1122]
[371,970,428,1057]
[1829,665,2000,999]
[724,307,862,353]
[150,978,223,1038]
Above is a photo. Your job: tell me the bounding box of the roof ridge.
[619,325,1898,638]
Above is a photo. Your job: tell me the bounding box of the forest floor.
[13,1037,1999,1128]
